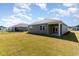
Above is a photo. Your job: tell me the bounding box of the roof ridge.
[30,19,63,25]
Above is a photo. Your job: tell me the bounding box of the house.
[0,26,7,32]
[28,19,68,36]
[8,23,28,32]
[68,26,74,31]
[73,25,79,31]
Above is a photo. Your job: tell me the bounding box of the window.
[55,26,58,32]
[40,25,45,30]
[43,26,45,30]
[40,26,42,30]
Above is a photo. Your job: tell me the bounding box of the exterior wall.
[15,27,27,32]
[60,24,62,35]
[75,27,79,31]
[61,23,68,34]
[7,27,15,32]
[28,24,48,35]
[28,23,68,36]
[58,23,61,36]
[8,27,27,32]
[0,28,7,32]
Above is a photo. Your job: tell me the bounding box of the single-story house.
[0,26,7,32]
[8,23,28,32]
[73,25,79,31]
[68,26,74,31]
[28,19,68,36]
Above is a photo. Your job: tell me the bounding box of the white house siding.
[28,24,48,35]
[62,23,68,34]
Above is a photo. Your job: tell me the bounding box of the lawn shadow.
[27,32,78,43]
[58,32,78,42]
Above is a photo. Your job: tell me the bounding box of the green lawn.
[0,31,78,56]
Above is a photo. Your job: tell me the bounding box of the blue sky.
[0,3,79,27]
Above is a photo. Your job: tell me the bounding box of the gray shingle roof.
[12,23,28,27]
[30,19,63,25]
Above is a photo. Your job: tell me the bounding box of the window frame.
[40,25,45,31]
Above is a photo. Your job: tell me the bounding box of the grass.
[0,31,78,56]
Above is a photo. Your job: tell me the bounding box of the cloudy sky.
[0,3,79,27]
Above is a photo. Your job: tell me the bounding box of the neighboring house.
[0,26,7,32]
[68,26,74,31]
[8,23,28,32]
[28,19,68,36]
[73,25,79,31]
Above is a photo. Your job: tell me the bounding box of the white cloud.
[49,8,70,16]
[15,3,31,11]
[73,14,79,19]
[37,17,61,21]
[1,3,32,27]
[52,17,61,20]
[37,17,45,20]
[62,3,79,14]
[28,13,32,16]
[2,14,32,27]
[13,7,26,14]
[49,6,79,18]
[13,3,32,18]
[14,12,32,20]
[68,7,78,13]
[1,15,26,27]
[35,3,47,10]
[63,3,76,7]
